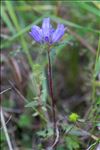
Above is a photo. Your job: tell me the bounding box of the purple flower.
[42,18,50,42]
[29,17,65,44]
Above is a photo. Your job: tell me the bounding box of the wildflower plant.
[29,17,65,44]
[29,17,65,148]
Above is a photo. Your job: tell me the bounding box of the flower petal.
[50,27,55,35]
[29,25,42,43]
[52,24,65,43]
[42,18,50,42]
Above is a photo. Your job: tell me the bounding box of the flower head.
[29,17,65,44]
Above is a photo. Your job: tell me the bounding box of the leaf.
[66,136,80,150]
[94,56,100,77]
[57,147,65,150]
[76,2,100,17]
[50,15,100,34]
[1,5,15,34]
[0,131,6,141]
[1,15,47,48]
[92,1,100,9]
[41,71,48,104]
[25,100,39,108]
[19,114,31,127]
[36,128,53,138]
[96,97,100,105]
[5,1,20,31]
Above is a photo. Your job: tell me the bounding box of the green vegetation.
[1,1,100,150]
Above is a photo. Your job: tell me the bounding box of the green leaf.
[1,15,47,49]
[94,56,100,77]
[50,15,100,34]
[25,100,39,108]
[41,71,48,104]
[19,114,31,127]
[66,136,80,150]
[5,1,20,31]
[37,128,53,138]
[57,147,65,150]
[1,5,15,34]
[0,131,6,141]
[76,2,100,17]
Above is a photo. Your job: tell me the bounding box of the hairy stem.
[47,45,56,148]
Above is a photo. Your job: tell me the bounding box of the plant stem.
[1,107,13,150]
[47,45,56,147]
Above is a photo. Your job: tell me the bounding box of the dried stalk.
[1,107,13,150]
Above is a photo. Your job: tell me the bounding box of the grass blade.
[1,5,15,34]
[77,2,100,17]
[50,15,100,34]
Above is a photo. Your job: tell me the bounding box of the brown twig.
[0,113,12,130]
[0,87,12,95]
[51,123,60,149]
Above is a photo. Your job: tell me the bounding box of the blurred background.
[1,1,100,150]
